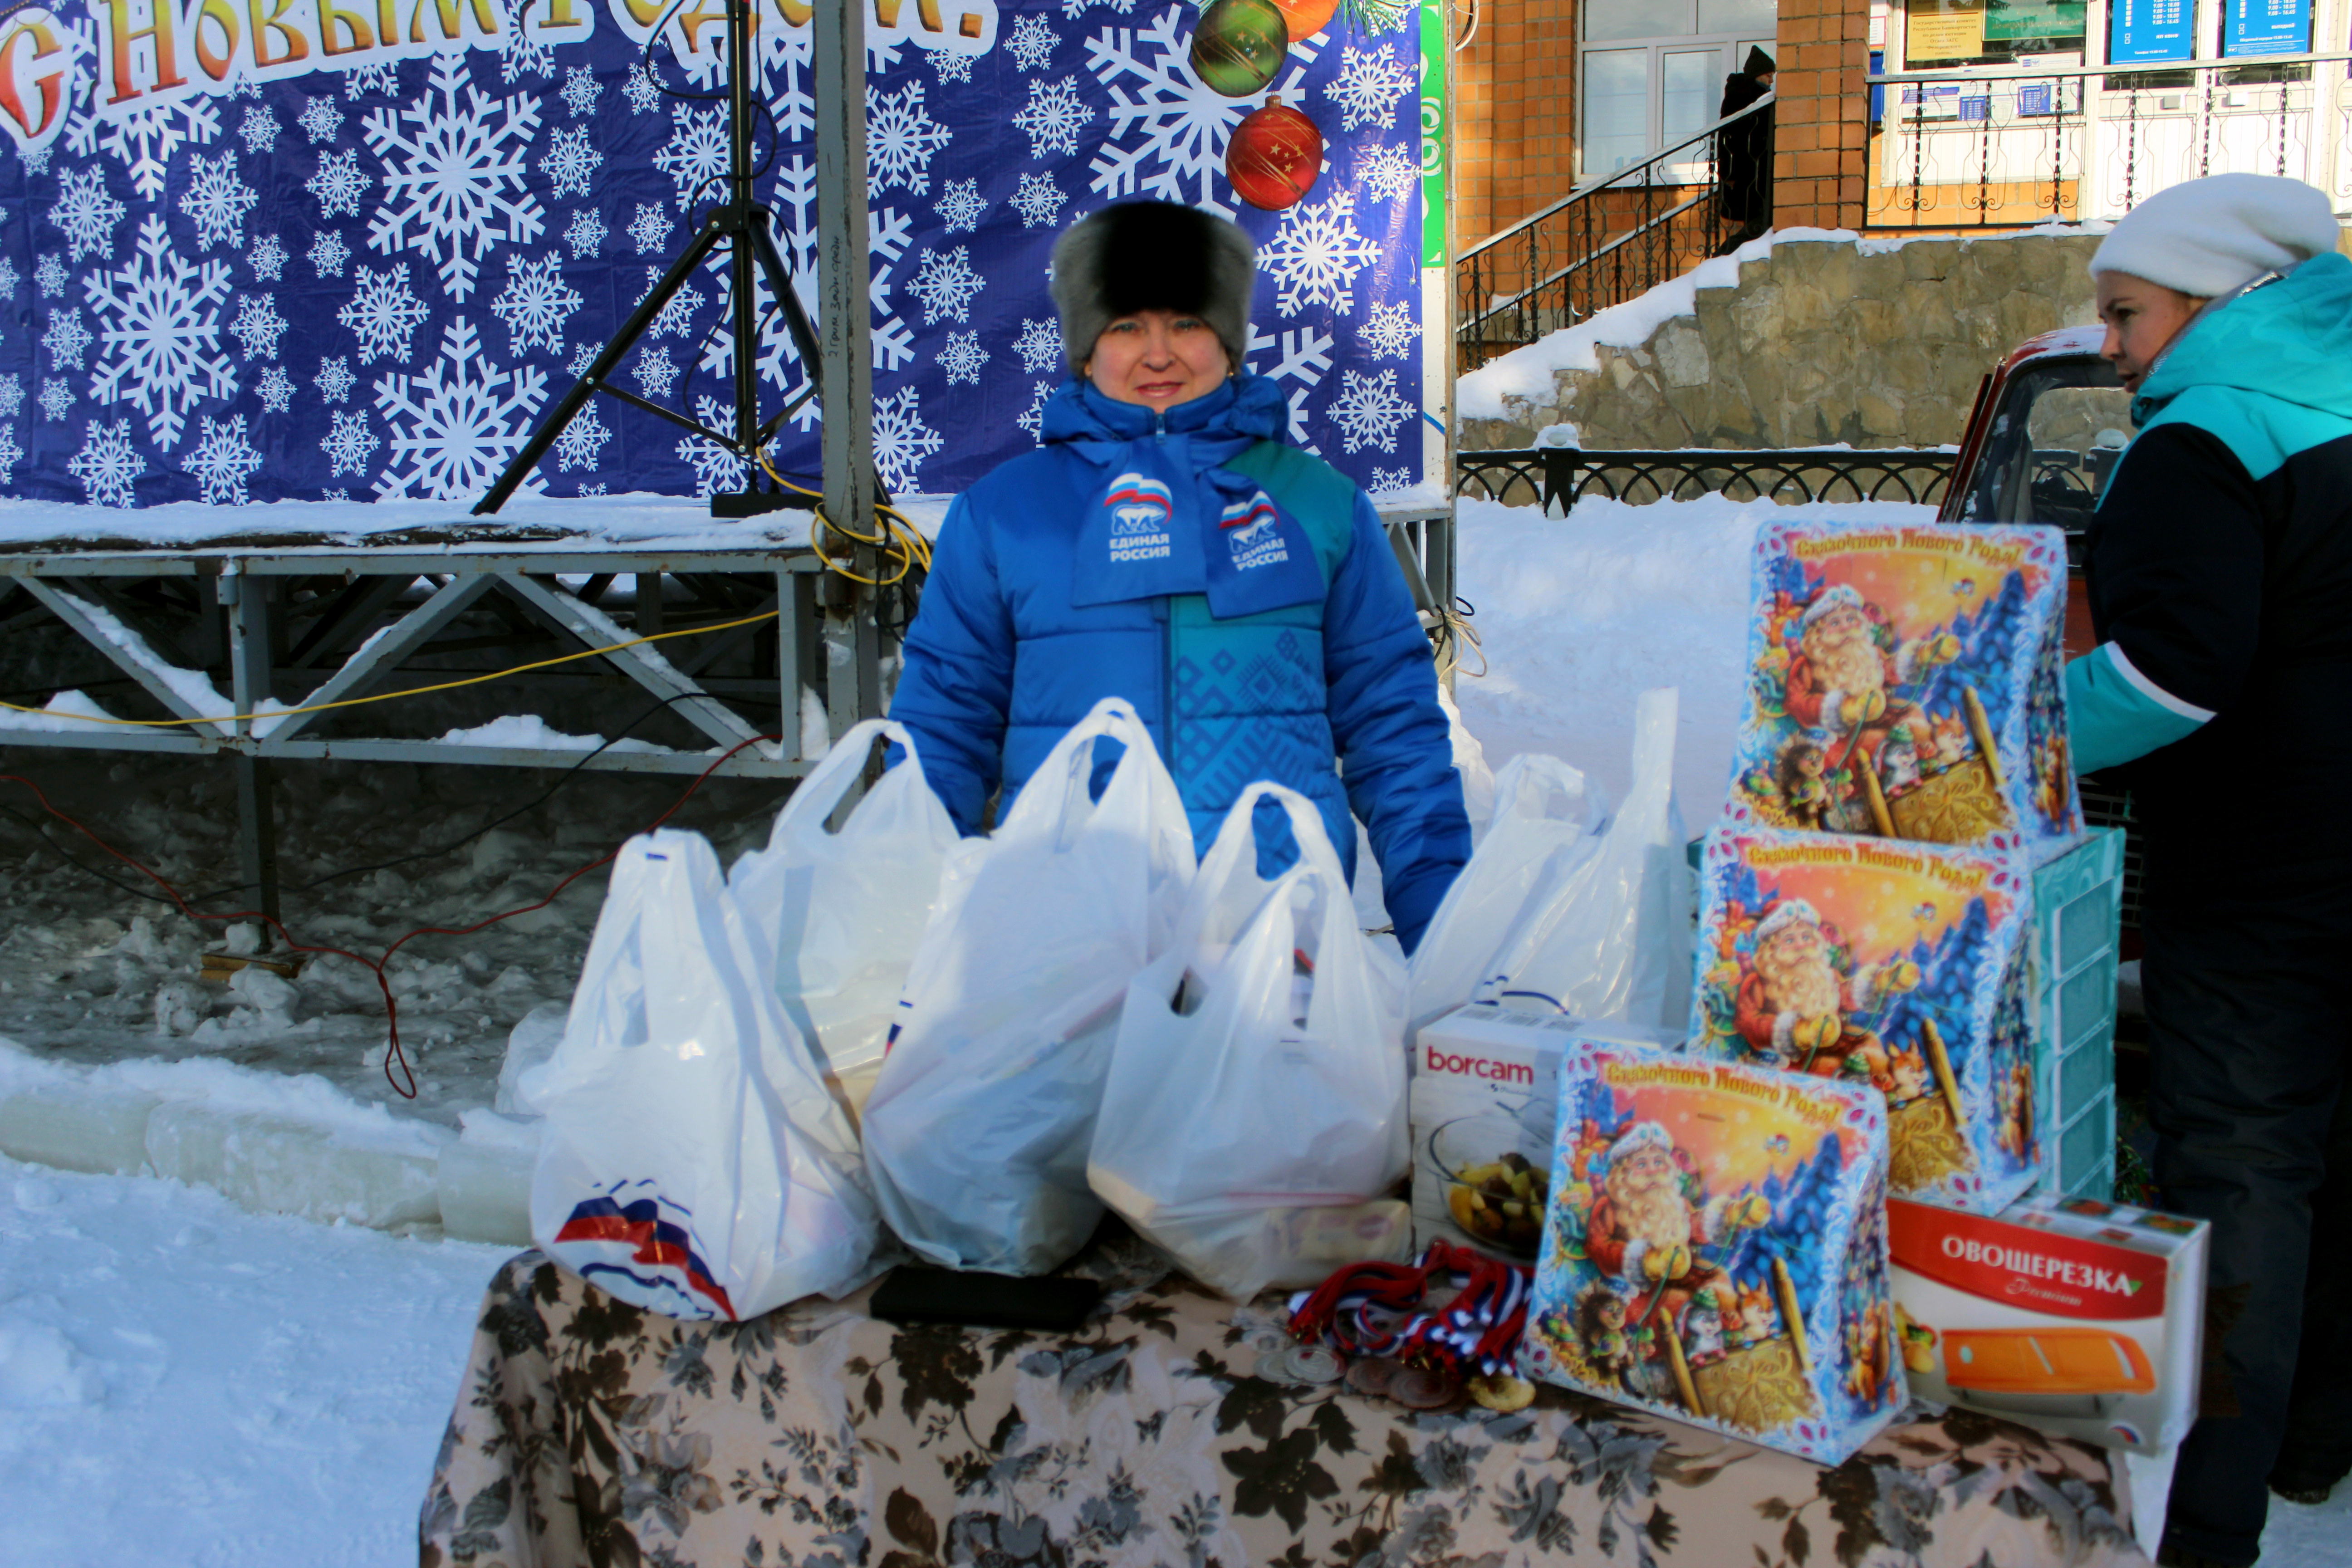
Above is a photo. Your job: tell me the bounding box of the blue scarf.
[1047,375,1329,619]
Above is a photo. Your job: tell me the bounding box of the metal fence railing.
[1454,96,1774,372]
[1454,447,1959,514]
[1868,52,2352,230]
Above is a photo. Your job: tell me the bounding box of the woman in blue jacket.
[888,201,1470,951]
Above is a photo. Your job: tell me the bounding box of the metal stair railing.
[1455,94,1774,372]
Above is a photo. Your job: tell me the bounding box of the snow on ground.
[0,1151,509,1568]
[1447,491,1937,819]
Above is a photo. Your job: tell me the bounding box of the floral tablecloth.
[420,1243,2151,1568]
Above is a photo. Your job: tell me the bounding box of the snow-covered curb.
[0,1039,538,1244]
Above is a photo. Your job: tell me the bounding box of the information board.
[2110,0,2195,64]
[2223,0,2312,57]
[1908,0,1987,65]
[1984,0,2086,43]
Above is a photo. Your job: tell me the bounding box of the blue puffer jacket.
[889,373,1470,951]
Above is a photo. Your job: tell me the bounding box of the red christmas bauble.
[1226,98,1324,211]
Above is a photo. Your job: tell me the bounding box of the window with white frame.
[1581,0,1781,176]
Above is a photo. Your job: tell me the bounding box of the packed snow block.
[1521,1039,1904,1466]
[1689,827,2043,1212]
[144,1102,445,1230]
[437,1140,536,1247]
[0,1085,161,1176]
[1723,518,2082,858]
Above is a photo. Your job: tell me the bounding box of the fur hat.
[1049,202,1256,374]
[1799,583,1866,629]
[1607,1122,1675,1163]
[1754,899,1823,945]
[2088,174,2342,299]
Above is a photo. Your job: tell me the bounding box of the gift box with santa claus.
[1521,1038,1904,1465]
[1689,827,2043,1213]
[1724,519,2082,859]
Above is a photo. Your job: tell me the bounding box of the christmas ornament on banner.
[0,0,1425,509]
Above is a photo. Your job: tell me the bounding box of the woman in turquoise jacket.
[888,202,1470,951]
[2067,175,2352,1568]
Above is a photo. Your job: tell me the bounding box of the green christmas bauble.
[1191,0,1289,99]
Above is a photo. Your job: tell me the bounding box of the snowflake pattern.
[39,380,77,421]
[1259,191,1381,315]
[69,417,146,507]
[628,202,675,255]
[1362,300,1418,359]
[316,356,358,404]
[933,177,987,234]
[541,127,603,201]
[1326,368,1411,453]
[0,258,13,300]
[1014,318,1063,374]
[338,265,432,363]
[488,252,583,357]
[230,293,289,360]
[641,269,704,338]
[183,414,264,503]
[1007,13,1058,70]
[1009,171,1067,229]
[1357,142,1420,204]
[239,103,282,155]
[83,216,240,450]
[868,83,952,196]
[246,234,288,283]
[308,149,372,220]
[500,27,555,83]
[674,394,746,495]
[0,426,19,490]
[344,60,402,100]
[908,246,985,325]
[633,343,679,399]
[1015,379,1054,445]
[566,207,608,258]
[321,408,379,477]
[52,166,128,262]
[44,309,93,370]
[871,386,942,491]
[371,316,549,499]
[938,329,989,385]
[555,402,610,471]
[298,95,344,145]
[1325,44,1416,132]
[78,96,221,202]
[0,375,20,421]
[654,108,728,211]
[931,45,975,85]
[1370,465,1414,493]
[362,54,546,302]
[561,65,603,118]
[179,152,258,249]
[35,255,68,297]
[622,63,662,114]
[1014,75,1094,161]
[567,341,601,377]
[310,230,352,277]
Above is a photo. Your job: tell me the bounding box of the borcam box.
[1724,518,2082,859]
[1887,1195,2208,1454]
[1690,827,2042,1213]
[1408,1008,1681,1263]
[1521,1039,1906,1466]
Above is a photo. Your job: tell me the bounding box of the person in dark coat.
[2066,173,2352,1568]
[1713,46,1775,256]
[887,202,1471,951]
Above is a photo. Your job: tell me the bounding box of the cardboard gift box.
[1690,827,2042,1214]
[1520,1039,1905,1466]
[1408,1007,1683,1263]
[1724,518,2082,859]
[1888,1194,2209,1454]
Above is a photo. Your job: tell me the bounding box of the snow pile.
[1447,491,1938,818]
[434,714,675,753]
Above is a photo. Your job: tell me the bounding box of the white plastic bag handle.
[1000,696,1161,845]
[1176,780,1348,956]
[764,717,925,846]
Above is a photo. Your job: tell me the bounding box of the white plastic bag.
[729,718,960,1122]
[1405,752,1607,1044]
[1090,783,1412,1298]
[1472,686,1694,1032]
[525,829,883,1320]
[860,697,1196,1274]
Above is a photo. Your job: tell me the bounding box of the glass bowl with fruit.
[1429,1111,1553,1258]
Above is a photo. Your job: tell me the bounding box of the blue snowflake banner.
[0,0,1427,509]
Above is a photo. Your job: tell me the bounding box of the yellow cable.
[0,608,782,730]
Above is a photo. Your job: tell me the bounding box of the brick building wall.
[1770,0,1869,230]
[1449,0,1578,250]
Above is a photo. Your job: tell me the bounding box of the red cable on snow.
[3,732,781,1099]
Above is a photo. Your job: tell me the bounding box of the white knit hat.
[2088,174,2342,298]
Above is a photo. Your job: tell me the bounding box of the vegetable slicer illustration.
[1943,1326,2156,1416]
